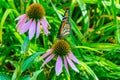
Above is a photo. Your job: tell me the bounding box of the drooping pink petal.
[55,56,62,76]
[68,52,80,64]
[16,15,27,27]
[41,54,55,68]
[36,20,41,38]
[66,56,79,73]
[64,56,69,75]
[19,19,32,34]
[40,49,52,60]
[40,18,49,36]
[15,14,27,21]
[29,19,36,40]
[16,16,27,32]
[43,17,51,28]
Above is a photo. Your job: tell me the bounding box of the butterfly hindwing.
[57,8,71,39]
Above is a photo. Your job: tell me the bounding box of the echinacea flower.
[15,3,50,40]
[40,40,80,76]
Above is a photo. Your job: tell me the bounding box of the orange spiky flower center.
[27,3,45,20]
[52,40,70,56]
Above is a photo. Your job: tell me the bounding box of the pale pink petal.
[36,20,41,38]
[29,19,36,40]
[64,57,69,75]
[17,16,27,32]
[68,52,80,64]
[40,49,52,60]
[16,15,27,27]
[19,19,32,34]
[66,56,79,73]
[43,17,51,28]
[41,54,55,68]
[40,18,49,36]
[15,14,27,21]
[55,56,62,76]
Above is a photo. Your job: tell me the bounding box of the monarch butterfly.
[57,8,71,39]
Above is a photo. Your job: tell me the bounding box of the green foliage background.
[0,0,120,80]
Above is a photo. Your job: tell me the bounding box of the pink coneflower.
[40,40,80,76]
[15,3,50,40]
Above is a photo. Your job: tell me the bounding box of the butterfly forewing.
[57,8,71,39]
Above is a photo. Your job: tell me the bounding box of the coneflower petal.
[36,20,41,38]
[66,56,79,73]
[41,18,49,36]
[19,19,32,34]
[41,54,55,68]
[55,56,62,76]
[29,19,36,40]
[16,16,27,27]
[40,49,52,60]
[43,17,51,28]
[64,56,69,75]
[68,52,80,64]
[15,14,27,21]
[17,16,27,32]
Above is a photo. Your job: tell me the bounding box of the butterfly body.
[57,8,71,39]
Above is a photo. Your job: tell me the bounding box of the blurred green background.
[0,0,120,80]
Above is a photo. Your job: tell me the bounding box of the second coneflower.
[15,3,50,39]
[40,40,80,76]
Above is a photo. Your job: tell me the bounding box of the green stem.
[17,53,26,80]
[16,41,30,80]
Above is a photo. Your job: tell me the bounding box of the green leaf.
[89,43,120,51]
[20,75,31,80]
[0,73,10,80]
[83,0,98,4]
[111,0,116,23]
[31,69,43,80]
[0,9,12,43]
[80,61,99,80]
[116,23,120,43]
[21,52,44,72]
[21,36,30,54]
[77,0,89,35]
[11,64,20,80]
[70,18,83,41]
[50,1,63,20]
[8,25,23,44]
[38,69,46,80]
[43,35,49,49]
[74,46,102,54]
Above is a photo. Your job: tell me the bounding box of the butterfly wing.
[57,8,71,39]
